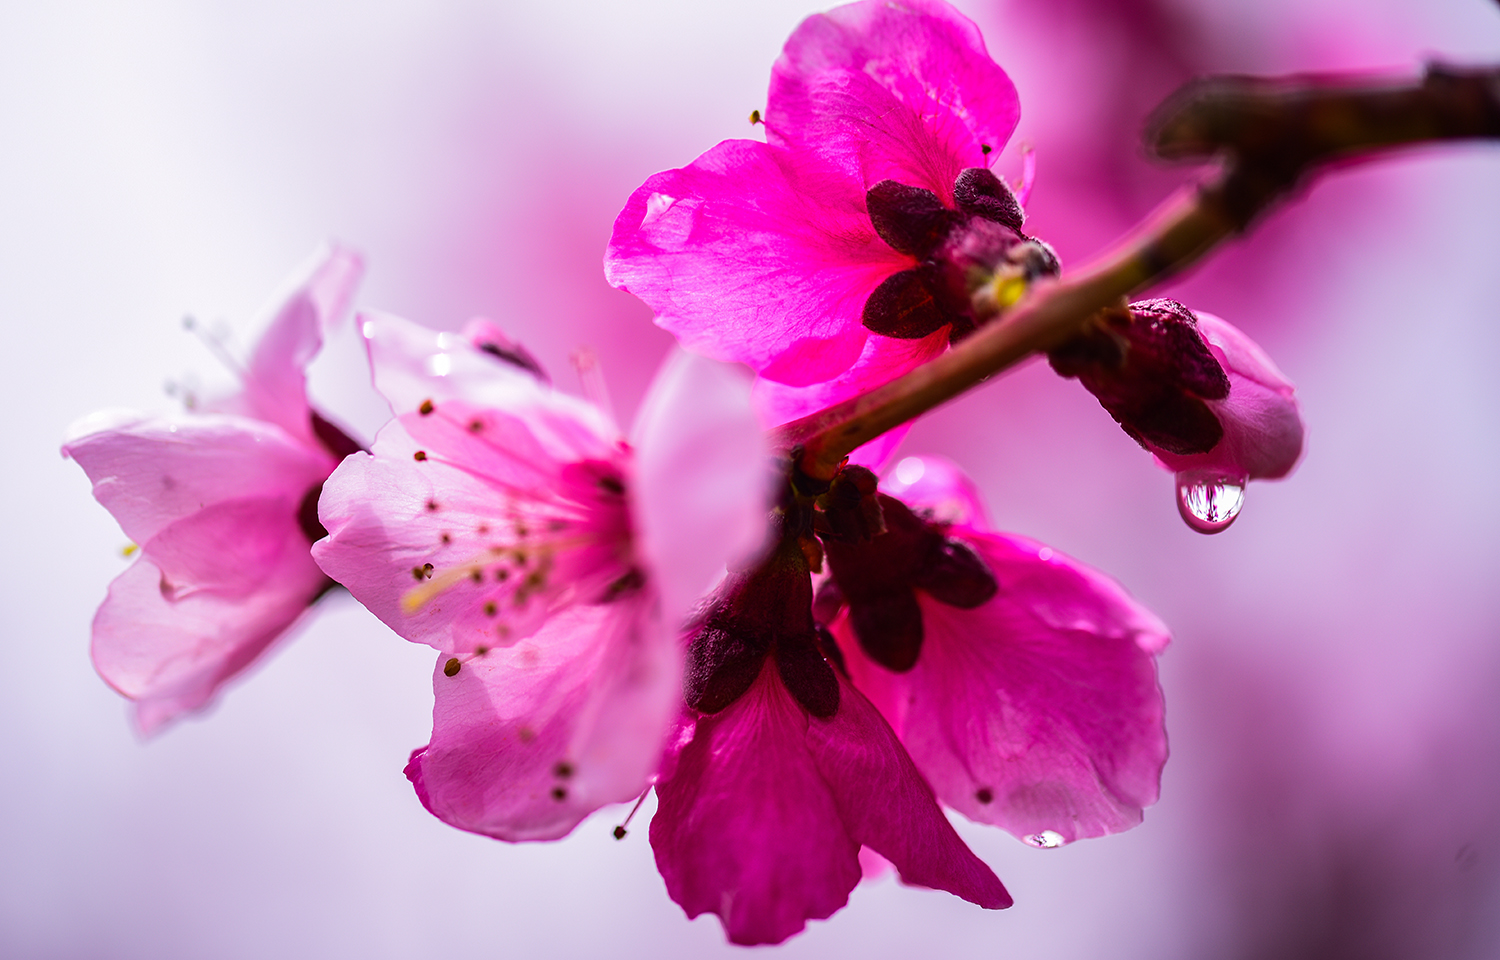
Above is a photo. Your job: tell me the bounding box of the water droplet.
[1024,830,1066,849]
[1175,470,1246,534]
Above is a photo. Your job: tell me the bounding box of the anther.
[469,419,484,432]
[411,563,434,581]
[426,499,439,512]
[484,601,497,617]
[550,787,567,802]
[553,761,575,779]
[419,399,435,415]
[413,450,427,461]
[976,787,994,804]
[443,657,462,677]
[749,109,763,125]
[470,569,483,584]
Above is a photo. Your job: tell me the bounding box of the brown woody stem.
[778,63,1500,481]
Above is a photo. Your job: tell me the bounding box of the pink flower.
[61,245,365,735]
[606,0,1051,466]
[313,313,769,840]
[825,456,1170,846]
[1048,300,1305,530]
[653,531,1010,946]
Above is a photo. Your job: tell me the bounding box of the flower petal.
[212,243,364,447]
[651,664,861,946]
[631,348,773,627]
[407,596,677,842]
[92,532,327,736]
[769,0,1020,200]
[62,413,331,546]
[806,673,1012,909]
[606,138,908,386]
[838,531,1169,844]
[880,454,991,528]
[358,311,577,422]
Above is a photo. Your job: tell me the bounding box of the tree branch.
[778,63,1500,481]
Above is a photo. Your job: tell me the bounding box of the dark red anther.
[861,266,951,340]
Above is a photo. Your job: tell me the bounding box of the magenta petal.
[1151,312,1305,481]
[606,138,908,385]
[410,597,678,841]
[840,531,1169,844]
[881,454,991,528]
[769,0,1020,199]
[62,413,332,547]
[806,674,1012,908]
[651,666,862,946]
[652,664,1006,945]
[212,244,364,447]
[92,535,327,736]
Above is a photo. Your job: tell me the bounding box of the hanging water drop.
[1024,830,1066,848]
[1175,470,1246,534]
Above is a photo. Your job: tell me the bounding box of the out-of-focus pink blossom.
[828,455,1170,845]
[314,313,769,840]
[652,660,1010,946]
[61,245,365,735]
[606,0,1035,466]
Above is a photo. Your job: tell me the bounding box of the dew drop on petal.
[1175,470,1246,534]
[642,192,677,226]
[1024,830,1066,849]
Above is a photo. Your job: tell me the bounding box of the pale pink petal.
[358,311,579,422]
[406,596,677,842]
[880,454,991,528]
[606,138,908,386]
[769,0,1020,200]
[92,531,328,736]
[631,349,772,627]
[145,496,307,596]
[314,415,632,655]
[212,244,364,446]
[62,413,332,546]
[651,665,861,946]
[752,329,947,469]
[838,531,1169,844]
[1151,312,1305,481]
[652,663,1006,945]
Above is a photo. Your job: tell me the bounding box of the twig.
[778,63,1500,480]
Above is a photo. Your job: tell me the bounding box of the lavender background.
[3,0,1499,957]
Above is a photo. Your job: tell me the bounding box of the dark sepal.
[310,410,364,460]
[684,618,769,715]
[1048,300,1230,456]
[953,167,1025,231]
[914,537,997,609]
[819,465,885,543]
[296,482,328,543]
[865,180,959,258]
[776,633,839,718]
[862,266,952,339]
[847,588,925,672]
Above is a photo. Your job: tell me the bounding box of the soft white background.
[3,0,1499,957]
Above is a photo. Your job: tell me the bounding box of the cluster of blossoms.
[66,0,1303,946]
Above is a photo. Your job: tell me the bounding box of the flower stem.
[778,62,1500,480]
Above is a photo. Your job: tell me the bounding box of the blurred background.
[3,0,1499,956]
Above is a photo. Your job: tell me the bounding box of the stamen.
[181,314,247,379]
[419,399,435,415]
[414,451,428,461]
[443,657,461,677]
[612,785,652,840]
[570,348,617,426]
